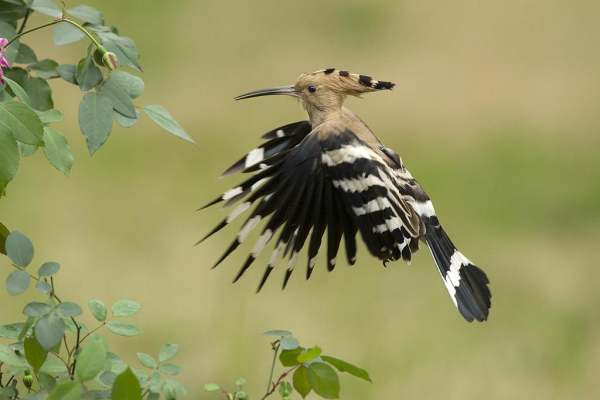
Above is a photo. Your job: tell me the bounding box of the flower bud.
[23,371,33,389]
[102,51,118,71]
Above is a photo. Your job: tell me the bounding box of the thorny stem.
[6,17,104,52]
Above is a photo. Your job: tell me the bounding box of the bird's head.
[235,68,395,120]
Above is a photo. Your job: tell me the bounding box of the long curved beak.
[234,85,297,100]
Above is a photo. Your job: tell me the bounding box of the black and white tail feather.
[200,120,491,322]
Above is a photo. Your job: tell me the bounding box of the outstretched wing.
[221,121,312,176]
[200,123,422,291]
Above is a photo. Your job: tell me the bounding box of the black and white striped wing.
[221,121,312,176]
[200,126,421,291]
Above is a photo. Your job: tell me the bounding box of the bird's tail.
[422,213,491,322]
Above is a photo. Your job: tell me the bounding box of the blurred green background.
[2,0,600,398]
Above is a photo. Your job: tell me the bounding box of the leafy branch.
[205,330,372,400]
[0,229,187,399]
[0,0,193,199]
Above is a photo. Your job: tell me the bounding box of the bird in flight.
[200,68,491,322]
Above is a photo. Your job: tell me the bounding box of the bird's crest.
[296,68,395,96]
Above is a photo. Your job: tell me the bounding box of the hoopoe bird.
[200,68,491,322]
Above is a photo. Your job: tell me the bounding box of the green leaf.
[36,109,64,125]
[297,346,322,363]
[40,353,69,376]
[112,367,142,400]
[29,59,59,79]
[159,363,181,376]
[76,55,102,91]
[43,127,73,175]
[8,233,31,270]
[76,335,107,381]
[98,32,141,71]
[163,379,187,398]
[112,299,141,317]
[35,280,51,294]
[109,71,144,99]
[88,299,107,322]
[0,344,28,368]
[15,43,37,64]
[4,77,32,105]
[35,314,66,350]
[0,21,17,63]
[6,270,30,295]
[204,383,220,392]
[0,100,44,145]
[30,0,61,18]
[279,381,293,397]
[38,261,60,276]
[292,366,311,398]
[18,142,38,157]
[114,110,139,128]
[53,21,85,46]
[23,77,54,111]
[99,370,117,387]
[4,67,27,87]
[48,380,83,400]
[136,352,156,369]
[144,105,194,143]
[6,230,34,266]
[321,356,372,382]
[19,317,34,341]
[280,348,303,367]
[281,336,299,350]
[23,302,51,317]
[0,323,24,340]
[0,123,19,193]
[159,343,178,362]
[264,330,292,337]
[307,363,340,399]
[57,302,82,317]
[106,320,140,336]
[0,6,27,26]
[24,335,48,373]
[67,5,103,25]
[98,76,136,118]
[38,371,57,391]
[57,64,77,84]
[79,92,113,155]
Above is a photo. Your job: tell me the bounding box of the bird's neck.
[306,105,344,126]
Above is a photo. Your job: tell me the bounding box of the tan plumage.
[201,68,491,322]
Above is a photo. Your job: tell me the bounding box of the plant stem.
[79,322,106,344]
[261,366,299,400]
[18,10,32,34]
[264,341,280,394]
[6,18,104,51]
[69,324,82,378]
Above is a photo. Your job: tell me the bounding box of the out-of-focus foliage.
[0,229,187,399]
[205,330,370,400]
[0,0,190,196]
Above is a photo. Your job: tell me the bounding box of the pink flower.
[0,38,11,83]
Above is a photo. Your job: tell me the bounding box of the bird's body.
[201,68,491,322]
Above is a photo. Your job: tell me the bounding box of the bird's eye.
[307,85,317,93]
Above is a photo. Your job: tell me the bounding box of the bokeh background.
[2,0,600,398]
